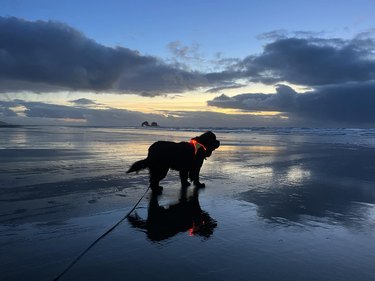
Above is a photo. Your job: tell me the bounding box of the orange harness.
[190,139,207,156]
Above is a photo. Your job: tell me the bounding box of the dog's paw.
[181,181,191,188]
[151,185,163,194]
[194,181,205,188]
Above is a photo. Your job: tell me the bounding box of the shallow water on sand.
[1,126,375,281]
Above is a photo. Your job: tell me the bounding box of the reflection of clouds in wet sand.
[285,166,311,184]
[237,144,375,230]
[209,144,280,181]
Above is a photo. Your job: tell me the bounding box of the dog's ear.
[196,131,214,144]
[196,131,220,157]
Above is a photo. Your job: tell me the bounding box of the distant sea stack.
[141,121,159,127]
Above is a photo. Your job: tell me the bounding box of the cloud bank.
[237,36,375,86]
[2,17,375,96]
[0,17,213,95]
[205,31,375,127]
[208,82,375,126]
[0,99,283,127]
[0,99,159,126]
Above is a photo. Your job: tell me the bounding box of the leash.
[53,185,151,281]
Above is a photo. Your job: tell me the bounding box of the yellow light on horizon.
[5,82,294,119]
[97,91,284,117]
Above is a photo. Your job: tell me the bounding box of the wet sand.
[1,127,375,281]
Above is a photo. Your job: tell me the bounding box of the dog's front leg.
[190,148,206,188]
[189,168,205,188]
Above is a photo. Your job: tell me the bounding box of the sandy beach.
[1,126,375,281]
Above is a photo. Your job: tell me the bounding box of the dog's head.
[194,131,220,157]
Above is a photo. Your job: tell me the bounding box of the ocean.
[1,126,375,281]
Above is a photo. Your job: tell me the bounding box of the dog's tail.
[127,159,149,174]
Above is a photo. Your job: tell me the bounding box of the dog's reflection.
[128,187,217,241]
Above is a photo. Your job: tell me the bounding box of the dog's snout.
[215,140,220,149]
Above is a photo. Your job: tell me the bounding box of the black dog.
[127,131,220,192]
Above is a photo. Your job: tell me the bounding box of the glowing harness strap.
[190,139,207,156]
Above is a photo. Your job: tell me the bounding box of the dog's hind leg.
[149,165,169,193]
[179,170,191,188]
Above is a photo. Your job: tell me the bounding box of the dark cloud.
[0,17,138,91]
[201,34,375,88]
[208,84,297,111]
[0,105,17,117]
[208,82,375,125]
[69,98,98,106]
[238,36,375,86]
[0,99,155,125]
[0,17,213,95]
[205,83,246,93]
[116,62,208,94]
[22,102,87,120]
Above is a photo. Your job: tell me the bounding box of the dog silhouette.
[127,131,220,193]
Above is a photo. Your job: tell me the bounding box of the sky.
[1,0,375,127]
